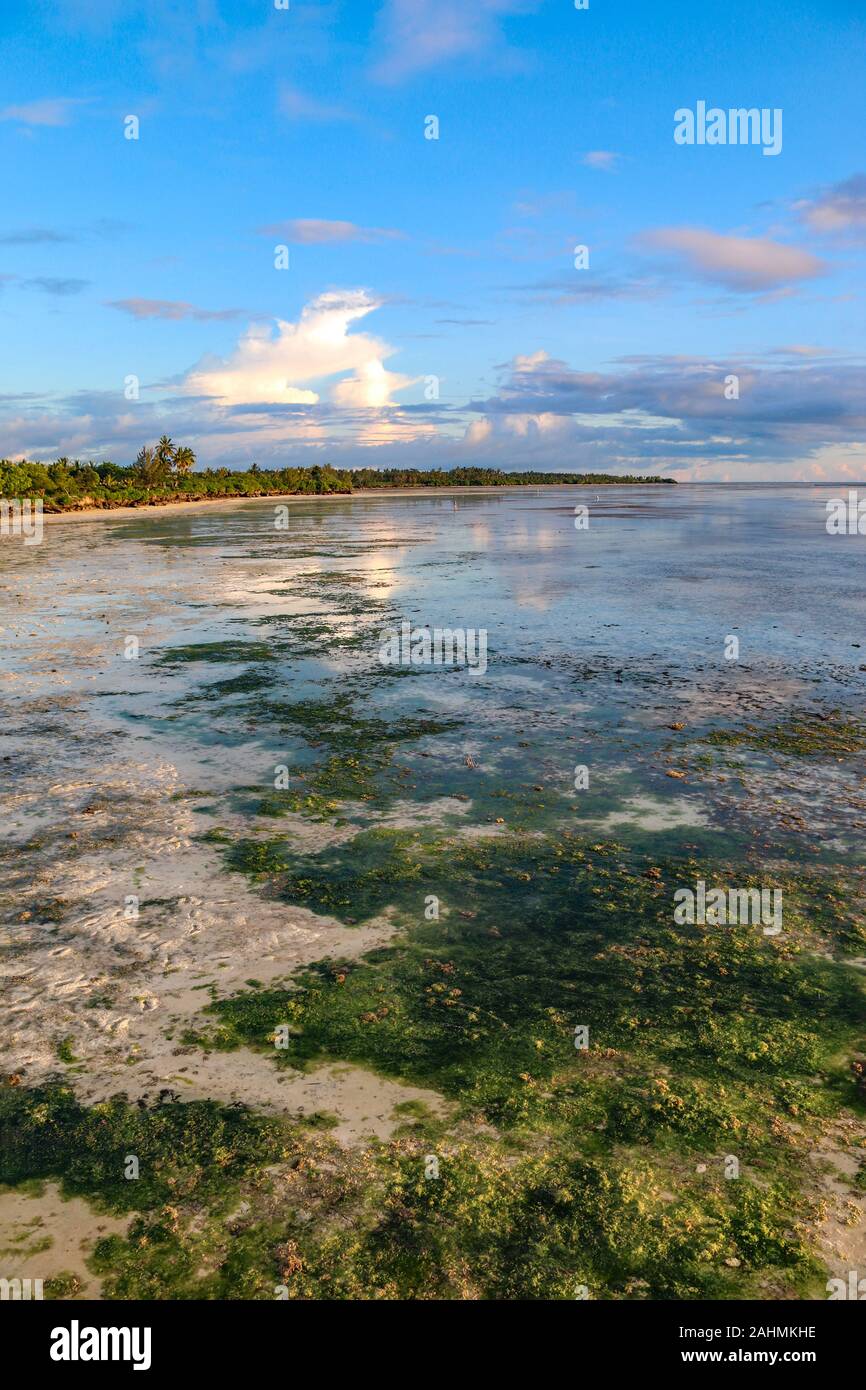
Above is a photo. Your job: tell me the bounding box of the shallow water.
[2,483,866,1300]
[3,482,864,852]
[2,483,864,1049]
[1,483,863,904]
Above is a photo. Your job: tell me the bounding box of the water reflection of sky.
[3,483,865,677]
[2,484,865,862]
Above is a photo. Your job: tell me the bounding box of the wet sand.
[0,1184,130,1298]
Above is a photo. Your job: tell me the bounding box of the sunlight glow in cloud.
[183,290,414,409]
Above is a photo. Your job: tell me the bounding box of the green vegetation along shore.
[0,438,673,513]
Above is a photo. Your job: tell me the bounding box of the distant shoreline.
[39,481,673,525]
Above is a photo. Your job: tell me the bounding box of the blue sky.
[1,0,864,478]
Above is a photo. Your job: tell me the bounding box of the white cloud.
[183,289,414,409]
[8,302,866,484]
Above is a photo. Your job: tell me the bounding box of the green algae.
[272,1144,821,1301]
[228,691,467,808]
[249,693,462,751]
[154,641,276,667]
[152,813,858,1300]
[4,816,861,1300]
[44,1273,84,1299]
[196,668,278,699]
[0,1085,294,1213]
[705,712,866,758]
[0,1080,825,1301]
[205,829,865,1141]
[7,527,866,1302]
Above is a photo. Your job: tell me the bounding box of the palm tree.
[154,435,175,471]
[135,445,170,489]
[173,445,196,477]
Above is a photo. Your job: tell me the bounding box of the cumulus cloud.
[464,349,866,476]
[640,227,825,291]
[6,292,865,482]
[183,289,415,408]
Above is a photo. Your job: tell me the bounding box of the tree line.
[0,444,673,512]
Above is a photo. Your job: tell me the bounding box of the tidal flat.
[1,483,865,1300]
